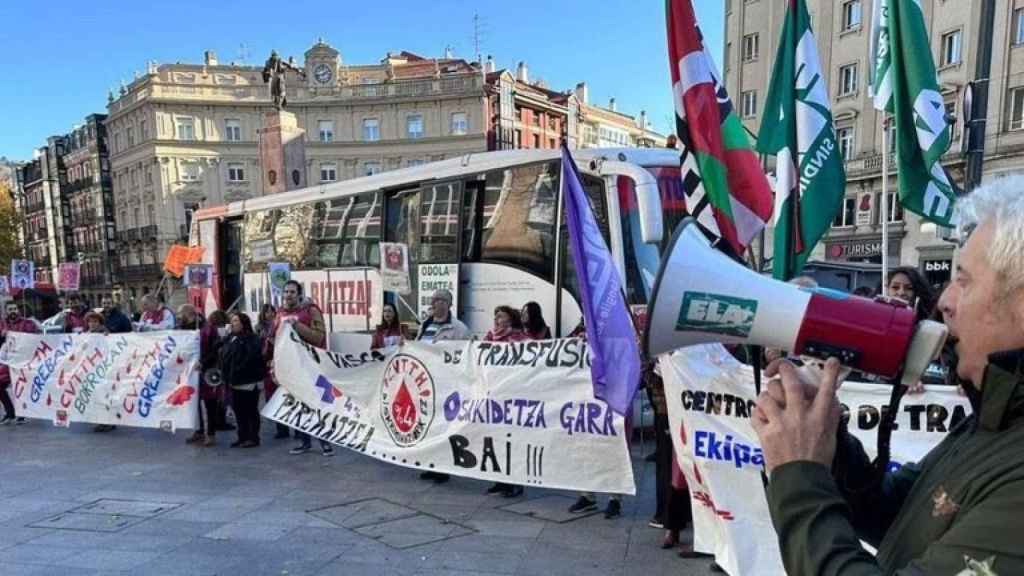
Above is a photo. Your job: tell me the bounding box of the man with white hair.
[136,293,175,332]
[752,178,1024,574]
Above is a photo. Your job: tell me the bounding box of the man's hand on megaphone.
[752,358,843,476]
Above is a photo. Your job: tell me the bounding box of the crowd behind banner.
[0,269,966,573]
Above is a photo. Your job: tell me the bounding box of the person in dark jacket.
[220,312,265,448]
[752,179,1024,575]
[101,296,133,334]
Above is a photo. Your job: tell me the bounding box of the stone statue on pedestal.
[262,50,304,109]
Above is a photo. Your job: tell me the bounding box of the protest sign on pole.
[0,331,201,431]
[379,242,411,295]
[660,344,970,575]
[163,245,204,278]
[417,263,458,320]
[268,262,291,302]
[11,259,34,290]
[183,264,214,287]
[57,262,81,292]
[265,325,636,495]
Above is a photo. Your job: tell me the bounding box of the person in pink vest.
[273,280,333,457]
[136,293,175,332]
[1,301,40,424]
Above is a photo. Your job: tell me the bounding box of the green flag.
[757,0,845,280]
[871,0,958,226]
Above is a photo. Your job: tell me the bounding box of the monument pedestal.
[260,110,307,194]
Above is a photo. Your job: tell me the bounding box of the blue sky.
[0,0,723,161]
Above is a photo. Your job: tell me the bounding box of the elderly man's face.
[431,295,450,319]
[939,221,1024,386]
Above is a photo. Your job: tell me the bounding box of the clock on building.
[313,63,334,85]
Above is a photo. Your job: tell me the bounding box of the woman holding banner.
[484,305,528,498]
[1,301,38,425]
[371,304,409,350]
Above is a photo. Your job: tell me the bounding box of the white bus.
[191,148,689,339]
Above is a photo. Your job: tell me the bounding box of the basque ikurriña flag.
[666,0,773,256]
[561,145,641,416]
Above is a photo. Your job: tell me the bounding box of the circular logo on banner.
[380,353,435,447]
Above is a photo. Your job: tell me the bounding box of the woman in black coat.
[220,312,265,448]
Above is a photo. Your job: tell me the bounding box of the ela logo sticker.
[676,292,758,338]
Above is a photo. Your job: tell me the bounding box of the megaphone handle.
[873,378,908,480]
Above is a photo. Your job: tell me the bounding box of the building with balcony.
[104,42,665,305]
[104,42,493,303]
[723,0,1024,289]
[61,114,118,303]
[17,139,68,288]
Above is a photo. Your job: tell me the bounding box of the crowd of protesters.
[0,268,960,571]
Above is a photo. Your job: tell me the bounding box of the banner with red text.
[0,331,200,430]
[264,325,636,494]
[245,269,382,332]
[662,344,970,576]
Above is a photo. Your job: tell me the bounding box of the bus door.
[384,180,463,328]
[219,217,244,312]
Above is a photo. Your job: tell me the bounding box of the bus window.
[461,180,485,261]
[558,170,610,307]
[340,192,381,267]
[617,175,662,305]
[481,161,560,281]
[646,166,690,251]
[309,192,382,269]
[419,181,461,263]
[275,203,316,267]
[243,208,280,272]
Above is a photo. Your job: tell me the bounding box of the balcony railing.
[113,74,485,111]
[139,225,159,240]
[119,264,162,283]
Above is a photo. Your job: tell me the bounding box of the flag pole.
[881,113,890,287]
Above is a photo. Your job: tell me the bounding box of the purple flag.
[561,146,641,415]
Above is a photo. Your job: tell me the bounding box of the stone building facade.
[104,42,663,304]
[724,0,1024,288]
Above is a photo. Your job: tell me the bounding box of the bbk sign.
[925,260,952,273]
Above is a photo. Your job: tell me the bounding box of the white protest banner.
[417,263,458,320]
[380,242,411,295]
[0,331,200,431]
[11,259,34,290]
[57,262,81,292]
[265,325,636,494]
[245,269,382,332]
[661,344,971,576]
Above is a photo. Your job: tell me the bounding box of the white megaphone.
[644,219,948,387]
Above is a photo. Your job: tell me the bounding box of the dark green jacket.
[767,350,1024,575]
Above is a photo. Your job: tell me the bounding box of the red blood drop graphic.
[391,381,417,434]
[167,385,195,406]
[69,355,76,362]
[176,356,184,364]
[46,394,52,406]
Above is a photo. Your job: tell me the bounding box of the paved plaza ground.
[0,420,715,575]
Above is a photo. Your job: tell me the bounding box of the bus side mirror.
[601,161,664,244]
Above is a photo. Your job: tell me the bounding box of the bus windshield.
[618,166,689,306]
